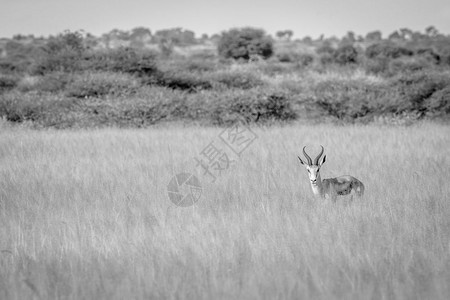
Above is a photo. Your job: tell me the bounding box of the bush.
[316,45,336,65]
[319,53,334,65]
[181,58,217,72]
[1,41,36,74]
[71,87,189,127]
[0,75,19,93]
[158,56,218,73]
[276,51,314,66]
[364,56,432,76]
[297,53,315,67]
[0,61,26,74]
[0,92,44,122]
[0,91,75,125]
[66,72,140,98]
[276,51,295,63]
[83,48,159,77]
[31,31,85,74]
[424,86,450,115]
[158,39,174,57]
[365,42,414,59]
[316,45,335,56]
[439,49,450,66]
[415,48,440,64]
[333,45,358,65]
[155,71,212,91]
[364,57,390,74]
[18,72,71,93]
[218,28,273,60]
[254,92,297,123]
[388,57,432,74]
[197,88,297,125]
[252,61,291,75]
[391,71,450,114]
[38,72,71,92]
[316,44,358,65]
[210,70,265,89]
[311,79,397,120]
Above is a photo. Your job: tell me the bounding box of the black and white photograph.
[1,0,449,299]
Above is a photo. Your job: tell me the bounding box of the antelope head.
[298,146,326,186]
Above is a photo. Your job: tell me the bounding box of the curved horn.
[314,145,324,165]
[302,146,312,165]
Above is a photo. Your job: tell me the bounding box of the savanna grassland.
[1,121,449,299]
[1,27,450,299]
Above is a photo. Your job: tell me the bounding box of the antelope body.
[298,146,364,201]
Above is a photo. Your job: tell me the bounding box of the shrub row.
[9,68,268,96]
[310,70,450,121]
[1,70,448,128]
[0,87,297,128]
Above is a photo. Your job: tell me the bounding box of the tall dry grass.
[0,122,449,299]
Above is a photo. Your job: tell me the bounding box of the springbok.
[298,146,364,201]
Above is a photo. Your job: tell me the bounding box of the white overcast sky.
[1,0,449,38]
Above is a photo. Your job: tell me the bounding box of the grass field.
[1,121,450,299]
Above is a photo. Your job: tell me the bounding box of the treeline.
[0,27,449,128]
[4,25,448,50]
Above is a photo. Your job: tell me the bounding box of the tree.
[159,38,174,57]
[210,34,221,44]
[285,30,293,40]
[399,28,413,40]
[333,44,358,64]
[365,42,413,59]
[365,31,382,42]
[218,27,273,60]
[130,27,152,48]
[108,29,130,41]
[343,31,356,44]
[154,28,197,45]
[12,34,27,41]
[388,31,402,41]
[201,33,209,41]
[46,31,84,53]
[32,31,85,74]
[302,36,313,44]
[130,27,152,40]
[425,26,439,37]
[276,30,294,41]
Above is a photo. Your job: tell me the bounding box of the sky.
[1,0,449,39]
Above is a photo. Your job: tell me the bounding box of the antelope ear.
[298,156,305,165]
[319,155,326,166]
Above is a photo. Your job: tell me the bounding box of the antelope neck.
[310,173,323,196]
